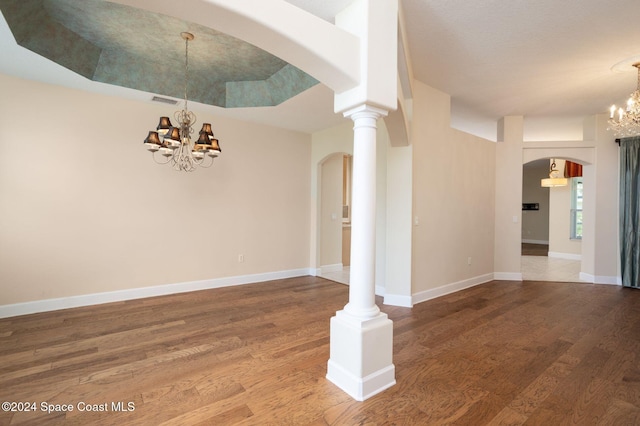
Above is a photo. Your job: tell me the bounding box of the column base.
[326,310,395,401]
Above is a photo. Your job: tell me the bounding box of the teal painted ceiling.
[0,0,318,108]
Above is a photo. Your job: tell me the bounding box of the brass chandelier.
[143,32,221,171]
[608,63,640,137]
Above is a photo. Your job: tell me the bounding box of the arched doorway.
[521,147,594,282]
[317,152,351,285]
[521,158,585,282]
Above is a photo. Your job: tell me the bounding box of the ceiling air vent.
[151,96,178,105]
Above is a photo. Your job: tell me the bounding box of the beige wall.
[494,116,524,278]
[411,81,496,293]
[320,154,343,267]
[1,75,620,311]
[309,119,353,274]
[0,74,311,305]
[375,122,389,292]
[310,120,390,293]
[522,161,550,243]
[584,115,620,281]
[310,122,353,273]
[549,184,582,256]
[384,142,412,304]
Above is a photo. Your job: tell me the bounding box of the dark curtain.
[620,136,640,288]
[564,161,583,178]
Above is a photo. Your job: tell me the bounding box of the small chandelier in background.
[541,159,568,188]
[143,32,221,172]
[608,63,640,137]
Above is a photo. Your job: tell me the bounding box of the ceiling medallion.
[143,32,221,171]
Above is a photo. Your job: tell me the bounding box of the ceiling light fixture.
[608,63,640,137]
[143,32,221,171]
[541,159,568,188]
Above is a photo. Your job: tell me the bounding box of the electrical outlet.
[238,254,244,263]
[467,257,472,265]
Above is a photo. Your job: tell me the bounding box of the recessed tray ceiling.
[0,0,318,107]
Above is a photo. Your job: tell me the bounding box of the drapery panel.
[620,136,640,288]
[564,160,583,178]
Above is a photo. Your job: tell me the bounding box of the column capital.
[343,104,389,121]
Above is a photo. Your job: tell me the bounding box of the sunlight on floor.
[320,258,586,287]
[319,267,350,285]
[521,255,586,282]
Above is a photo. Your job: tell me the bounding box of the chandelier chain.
[184,33,189,114]
[143,32,221,172]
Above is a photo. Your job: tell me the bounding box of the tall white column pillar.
[326,104,395,401]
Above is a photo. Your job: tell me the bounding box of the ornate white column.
[326,104,395,401]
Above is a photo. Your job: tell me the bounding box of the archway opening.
[521,157,587,282]
[317,152,352,285]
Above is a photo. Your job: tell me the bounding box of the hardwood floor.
[1,277,640,425]
[521,243,549,256]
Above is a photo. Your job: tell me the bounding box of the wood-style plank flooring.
[1,277,640,425]
[521,243,549,256]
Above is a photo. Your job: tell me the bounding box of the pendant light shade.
[143,32,222,171]
[541,159,568,187]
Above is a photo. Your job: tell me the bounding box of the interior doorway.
[318,153,351,285]
[521,158,584,282]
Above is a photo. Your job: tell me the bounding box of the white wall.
[0,74,311,305]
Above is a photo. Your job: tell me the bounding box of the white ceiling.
[3,0,640,139]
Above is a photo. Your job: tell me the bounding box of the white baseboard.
[579,272,622,286]
[320,263,343,274]
[412,273,494,305]
[383,293,413,307]
[327,360,396,401]
[522,239,549,245]
[494,272,524,281]
[0,268,314,319]
[548,251,582,261]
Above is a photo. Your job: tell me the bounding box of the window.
[570,177,583,239]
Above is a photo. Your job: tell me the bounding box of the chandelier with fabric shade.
[143,32,221,172]
[608,63,640,137]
